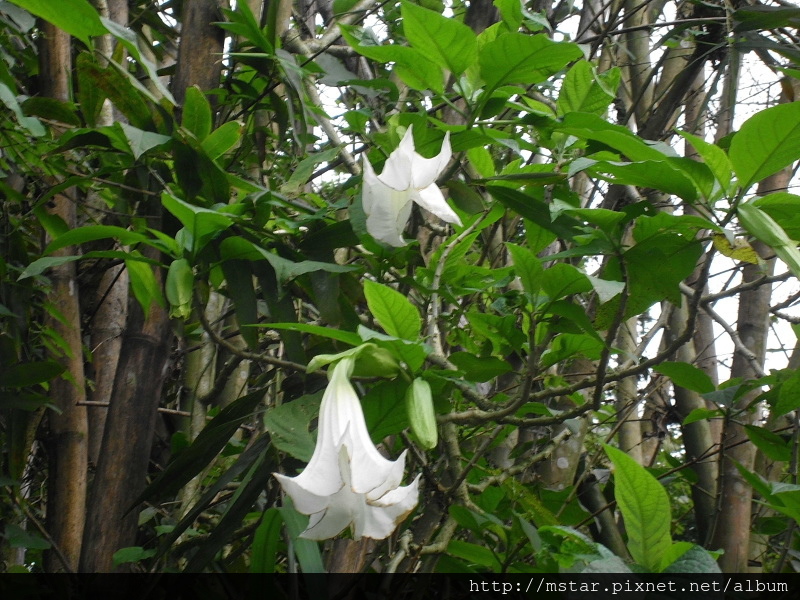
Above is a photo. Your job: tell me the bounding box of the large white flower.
[274,357,419,540]
[362,126,462,247]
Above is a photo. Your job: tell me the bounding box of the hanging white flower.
[362,126,462,247]
[274,356,419,540]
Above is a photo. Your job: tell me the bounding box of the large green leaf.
[401,1,477,76]
[100,17,175,104]
[479,33,582,93]
[506,242,543,298]
[8,0,105,47]
[676,129,733,197]
[0,360,64,388]
[125,255,164,313]
[745,425,791,462]
[119,123,170,159]
[340,25,443,93]
[729,102,800,189]
[605,445,672,572]
[557,61,619,116]
[162,192,234,254]
[363,280,421,341]
[654,362,715,394]
[362,378,409,442]
[250,508,283,573]
[44,223,148,255]
[182,86,213,141]
[774,369,800,417]
[559,112,670,162]
[661,544,721,573]
[201,121,243,160]
[264,392,322,462]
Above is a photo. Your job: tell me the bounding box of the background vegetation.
[2,0,800,574]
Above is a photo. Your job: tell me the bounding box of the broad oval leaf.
[401,1,477,76]
[605,444,672,572]
[730,101,800,190]
[363,279,421,341]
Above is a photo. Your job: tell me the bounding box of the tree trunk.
[80,256,172,572]
[39,22,89,574]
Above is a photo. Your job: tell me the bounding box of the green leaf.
[654,362,715,394]
[3,524,50,550]
[182,86,213,141]
[77,59,157,129]
[363,280,421,341]
[165,258,194,320]
[506,242,543,298]
[119,123,171,159]
[0,360,64,388]
[183,453,275,572]
[682,407,722,426]
[162,192,234,254]
[557,61,618,116]
[279,497,325,574]
[449,352,512,382]
[44,225,149,255]
[752,192,800,241]
[264,392,322,462]
[21,97,80,126]
[447,540,503,571]
[219,237,357,292]
[99,17,176,104]
[774,369,800,418]
[487,186,577,240]
[201,121,242,160]
[125,256,164,314]
[676,129,733,195]
[250,508,283,573]
[8,0,105,47]
[281,146,341,195]
[583,159,698,202]
[112,546,155,567]
[479,33,582,93]
[260,323,362,346]
[745,425,791,462]
[605,444,672,572]
[0,82,44,136]
[362,378,408,442]
[221,259,258,349]
[729,102,800,189]
[541,263,592,301]
[661,544,721,573]
[559,112,670,162]
[340,25,443,93]
[401,1,477,76]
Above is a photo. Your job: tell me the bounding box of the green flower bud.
[405,378,437,450]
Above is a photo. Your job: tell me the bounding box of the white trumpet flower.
[274,357,419,540]
[362,126,461,247]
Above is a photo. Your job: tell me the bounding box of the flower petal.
[412,183,462,226]
[410,131,451,189]
[364,181,413,247]
[273,472,333,516]
[376,126,416,191]
[356,474,420,540]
